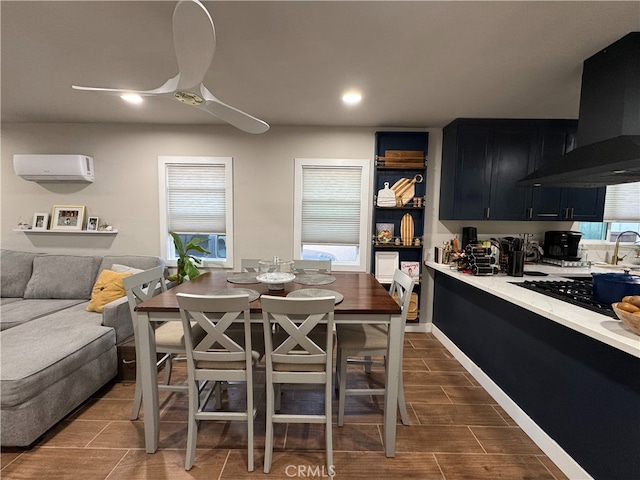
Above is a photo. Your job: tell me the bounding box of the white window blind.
[604,182,640,222]
[166,164,227,233]
[301,166,362,245]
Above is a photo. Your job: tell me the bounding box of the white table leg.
[384,315,401,457]
[136,311,160,453]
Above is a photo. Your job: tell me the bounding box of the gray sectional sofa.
[0,249,164,446]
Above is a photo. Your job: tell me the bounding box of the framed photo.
[32,212,49,230]
[401,261,420,280]
[86,216,99,231]
[51,205,85,231]
[376,222,394,244]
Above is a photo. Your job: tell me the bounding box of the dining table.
[134,270,403,457]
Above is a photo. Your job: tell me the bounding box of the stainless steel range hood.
[518,32,640,188]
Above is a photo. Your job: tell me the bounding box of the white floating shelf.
[14,229,118,235]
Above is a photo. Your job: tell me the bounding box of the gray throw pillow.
[0,250,40,298]
[23,255,101,299]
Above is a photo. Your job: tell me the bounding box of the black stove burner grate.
[511,280,617,318]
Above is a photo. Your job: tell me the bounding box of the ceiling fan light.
[342,92,362,105]
[120,94,143,104]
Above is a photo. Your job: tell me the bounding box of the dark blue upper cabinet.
[439,119,605,221]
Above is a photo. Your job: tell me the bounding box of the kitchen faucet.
[611,231,640,265]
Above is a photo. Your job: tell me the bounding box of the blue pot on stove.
[592,272,640,305]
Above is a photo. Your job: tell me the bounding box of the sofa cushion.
[24,255,101,300]
[0,298,87,330]
[98,255,165,275]
[86,270,131,313]
[0,309,115,407]
[111,263,144,275]
[0,250,40,298]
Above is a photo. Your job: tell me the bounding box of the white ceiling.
[2,1,639,130]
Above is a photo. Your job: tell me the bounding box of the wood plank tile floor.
[1,333,569,479]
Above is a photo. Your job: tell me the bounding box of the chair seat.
[336,324,387,350]
[155,321,205,348]
[195,350,261,370]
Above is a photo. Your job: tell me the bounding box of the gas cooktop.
[512,279,617,318]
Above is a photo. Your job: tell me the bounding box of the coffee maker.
[543,231,582,261]
[462,227,478,250]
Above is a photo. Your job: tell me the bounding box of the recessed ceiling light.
[613,170,627,174]
[342,92,362,105]
[120,94,143,104]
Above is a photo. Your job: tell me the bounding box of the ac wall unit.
[13,154,94,182]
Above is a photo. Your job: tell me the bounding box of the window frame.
[158,156,234,269]
[293,158,371,272]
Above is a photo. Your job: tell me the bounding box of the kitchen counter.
[425,261,640,358]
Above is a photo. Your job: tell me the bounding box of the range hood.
[518,32,640,188]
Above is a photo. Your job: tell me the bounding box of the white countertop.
[425,261,640,358]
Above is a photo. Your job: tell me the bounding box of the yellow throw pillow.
[86,269,132,313]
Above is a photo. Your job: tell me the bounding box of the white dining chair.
[335,268,415,427]
[292,259,332,274]
[260,295,335,474]
[123,266,205,421]
[176,293,259,471]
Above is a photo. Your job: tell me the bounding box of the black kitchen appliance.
[462,227,477,250]
[543,231,582,261]
[512,278,616,318]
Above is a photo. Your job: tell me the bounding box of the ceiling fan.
[72,0,269,134]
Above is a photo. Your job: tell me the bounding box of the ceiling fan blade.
[173,0,216,90]
[73,75,180,96]
[199,85,269,134]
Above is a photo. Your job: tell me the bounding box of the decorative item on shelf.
[391,174,423,206]
[376,223,394,244]
[376,182,396,207]
[98,222,113,231]
[167,231,211,284]
[379,150,425,168]
[400,213,414,246]
[395,237,401,246]
[51,205,85,231]
[17,221,31,230]
[413,197,422,208]
[400,261,420,281]
[86,216,99,231]
[32,213,49,230]
[414,237,421,246]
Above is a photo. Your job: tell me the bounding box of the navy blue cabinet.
[439,119,605,221]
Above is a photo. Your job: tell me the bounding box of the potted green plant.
[168,232,211,284]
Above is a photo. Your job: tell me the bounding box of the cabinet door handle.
[528,208,533,220]
[570,208,575,219]
[564,208,569,219]
[485,207,490,219]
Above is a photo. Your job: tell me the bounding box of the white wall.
[1,122,572,270]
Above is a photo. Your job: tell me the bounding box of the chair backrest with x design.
[389,269,415,317]
[122,266,167,335]
[176,293,253,371]
[261,295,335,376]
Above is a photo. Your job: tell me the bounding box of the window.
[158,156,233,268]
[579,182,640,242]
[294,158,371,272]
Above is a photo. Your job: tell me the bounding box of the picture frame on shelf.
[401,261,420,281]
[87,216,99,231]
[376,222,394,244]
[32,212,49,231]
[51,205,85,231]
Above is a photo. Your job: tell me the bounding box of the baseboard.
[405,322,428,333]
[431,325,592,480]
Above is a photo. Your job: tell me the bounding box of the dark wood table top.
[136,271,401,315]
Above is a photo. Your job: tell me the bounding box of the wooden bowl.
[612,303,640,336]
